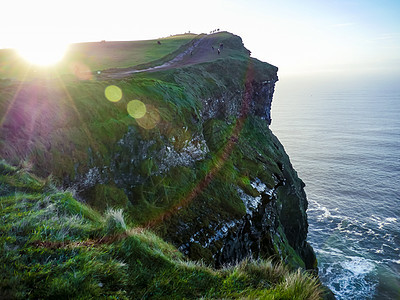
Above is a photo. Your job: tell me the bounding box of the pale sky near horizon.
[1,0,399,76]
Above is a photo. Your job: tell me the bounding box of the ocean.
[270,73,400,300]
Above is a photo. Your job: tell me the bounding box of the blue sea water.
[270,73,400,300]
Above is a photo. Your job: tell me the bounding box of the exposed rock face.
[175,132,317,270]
[250,80,275,124]
[160,73,315,270]
[108,128,209,198]
[216,186,281,266]
[201,78,276,125]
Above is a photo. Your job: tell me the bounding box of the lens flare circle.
[136,104,160,130]
[70,62,92,80]
[105,85,122,102]
[127,100,146,119]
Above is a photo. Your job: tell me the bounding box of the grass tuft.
[104,208,127,235]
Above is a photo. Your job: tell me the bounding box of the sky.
[1,0,400,77]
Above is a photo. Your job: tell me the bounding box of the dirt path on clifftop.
[98,33,239,79]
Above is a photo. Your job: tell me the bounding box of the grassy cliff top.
[0,32,263,81]
[0,33,196,80]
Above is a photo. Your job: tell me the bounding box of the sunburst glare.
[16,41,68,66]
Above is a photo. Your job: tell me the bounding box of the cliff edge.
[1,32,318,281]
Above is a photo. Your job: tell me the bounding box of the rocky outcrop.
[200,76,276,125]
[173,133,317,270]
[250,80,275,125]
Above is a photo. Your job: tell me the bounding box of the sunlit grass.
[0,34,196,80]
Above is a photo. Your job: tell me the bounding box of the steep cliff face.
[156,75,317,270]
[0,32,316,272]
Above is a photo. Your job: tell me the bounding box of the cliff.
[0,32,318,284]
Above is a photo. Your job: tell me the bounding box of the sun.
[16,41,68,66]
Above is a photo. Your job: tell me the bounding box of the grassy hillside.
[0,33,197,80]
[0,160,322,299]
[66,34,198,71]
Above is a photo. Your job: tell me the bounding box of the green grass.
[0,74,201,179]
[0,161,323,299]
[0,33,197,80]
[66,34,197,71]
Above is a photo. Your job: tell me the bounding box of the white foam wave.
[385,217,397,223]
[377,217,398,230]
[392,259,400,265]
[341,256,375,276]
[321,256,377,300]
[309,199,343,223]
[316,247,344,257]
